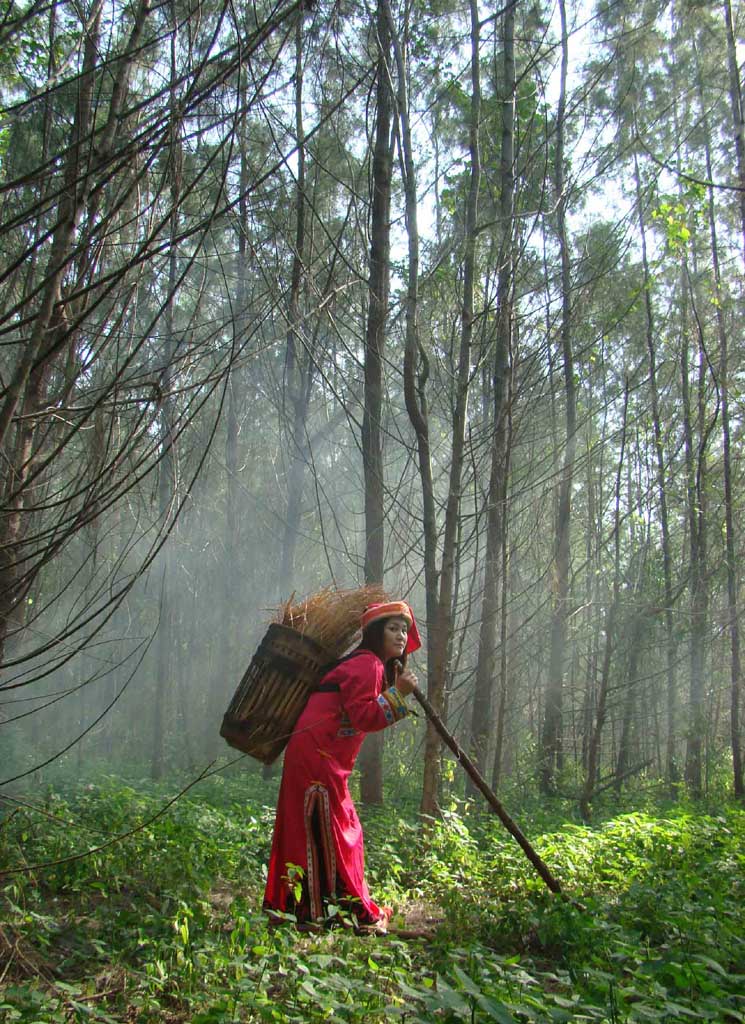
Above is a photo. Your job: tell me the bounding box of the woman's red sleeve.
[339,652,404,733]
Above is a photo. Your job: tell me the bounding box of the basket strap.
[315,650,370,692]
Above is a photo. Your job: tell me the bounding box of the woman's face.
[381,616,409,662]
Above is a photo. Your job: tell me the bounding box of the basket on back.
[220,585,388,764]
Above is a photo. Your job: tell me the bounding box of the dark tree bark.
[383,0,442,815]
[469,2,515,787]
[222,64,250,768]
[358,0,393,805]
[540,0,576,795]
[615,627,642,793]
[420,0,481,819]
[580,383,628,821]
[491,379,513,793]
[723,0,745,257]
[382,0,436,626]
[278,9,311,600]
[682,253,709,796]
[695,41,743,798]
[632,150,678,789]
[152,13,182,781]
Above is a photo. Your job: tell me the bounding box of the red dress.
[263,650,406,926]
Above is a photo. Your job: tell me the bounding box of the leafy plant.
[2,770,744,1023]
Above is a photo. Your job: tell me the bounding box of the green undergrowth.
[1,767,744,1023]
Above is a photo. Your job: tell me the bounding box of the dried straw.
[273,584,389,659]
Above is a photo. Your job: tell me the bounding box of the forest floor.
[1,763,745,1023]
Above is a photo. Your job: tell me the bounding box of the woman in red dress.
[263,601,421,932]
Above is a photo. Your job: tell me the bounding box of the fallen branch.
[591,760,653,799]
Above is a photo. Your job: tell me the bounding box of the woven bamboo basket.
[220,585,388,764]
[220,623,332,764]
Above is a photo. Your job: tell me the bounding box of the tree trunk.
[224,67,249,671]
[632,150,678,790]
[469,1,514,786]
[385,0,440,810]
[382,0,436,627]
[695,44,742,797]
[540,0,575,795]
[580,382,628,820]
[278,9,311,599]
[359,0,393,805]
[491,379,513,792]
[723,0,745,257]
[151,18,181,780]
[420,0,481,819]
[682,249,709,796]
[615,634,640,793]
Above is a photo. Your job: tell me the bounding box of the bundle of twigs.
[273,583,389,658]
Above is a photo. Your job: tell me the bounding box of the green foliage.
[2,773,745,1023]
[651,181,707,253]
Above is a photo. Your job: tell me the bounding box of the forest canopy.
[1,0,744,826]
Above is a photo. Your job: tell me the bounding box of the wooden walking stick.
[411,685,562,894]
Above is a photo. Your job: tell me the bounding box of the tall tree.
[469,1,515,786]
[419,0,481,818]
[540,0,576,795]
[580,382,628,820]
[681,248,710,797]
[358,0,393,805]
[152,0,182,780]
[278,5,311,599]
[633,147,678,787]
[693,24,743,798]
[723,0,745,256]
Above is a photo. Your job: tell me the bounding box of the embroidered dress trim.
[377,692,395,723]
[379,687,409,722]
[302,783,337,921]
[386,686,409,718]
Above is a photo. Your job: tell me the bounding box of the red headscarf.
[360,601,422,654]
